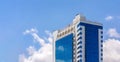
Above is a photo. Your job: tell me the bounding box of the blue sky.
[0,0,120,62]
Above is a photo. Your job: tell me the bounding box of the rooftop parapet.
[73,14,86,24]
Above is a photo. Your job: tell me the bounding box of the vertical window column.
[76,25,85,62]
[99,29,103,62]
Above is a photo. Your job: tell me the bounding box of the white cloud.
[31,33,45,46]
[45,30,53,38]
[58,46,64,51]
[107,28,120,38]
[103,39,120,62]
[45,30,53,43]
[19,28,53,62]
[19,54,29,62]
[105,16,114,21]
[105,15,120,21]
[23,28,38,34]
[27,46,36,55]
[23,28,45,46]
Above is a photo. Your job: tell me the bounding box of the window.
[57,35,59,37]
[77,33,80,36]
[101,31,103,34]
[77,27,82,30]
[80,59,82,62]
[77,50,82,54]
[77,55,80,58]
[71,28,73,31]
[101,49,103,52]
[77,24,80,27]
[101,36,103,38]
[101,53,103,56]
[77,61,80,62]
[59,34,62,37]
[77,28,82,32]
[77,55,82,58]
[77,41,82,45]
[65,31,67,34]
[77,32,82,36]
[62,32,64,35]
[80,32,82,35]
[101,40,103,43]
[77,37,82,41]
[77,45,82,49]
[80,55,82,57]
[101,57,103,60]
[101,44,103,47]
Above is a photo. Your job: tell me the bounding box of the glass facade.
[56,33,73,62]
[77,22,103,62]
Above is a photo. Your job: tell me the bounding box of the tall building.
[53,14,103,62]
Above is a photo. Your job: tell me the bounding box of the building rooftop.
[54,14,103,40]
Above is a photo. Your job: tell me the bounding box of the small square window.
[77,45,82,49]
[101,49,103,52]
[77,33,80,36]
[101,40,103,43]
[101,31,103,34]
[80,59,82,62]
[77,24,80,27]
[101,36,103,38]
[77,50,82,54]
[77,41,82,45]
[101,53,103,56]
[78,27,82,31]
[101,45,103,47]
[80,55,82,57]
[77,37,82,41]
[80,32,82,34]
[101,58,103,60]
